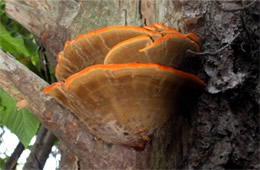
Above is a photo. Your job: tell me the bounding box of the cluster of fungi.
[43,23,205,148]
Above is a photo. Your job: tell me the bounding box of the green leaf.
[24,37,38,56]
[0,0,4,16]
[0,88,39,147]
[0,22,31,57]
[0,157,8,170]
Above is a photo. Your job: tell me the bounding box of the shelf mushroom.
[56,26,161,81]
[44,23,205,147]
[104,33,200,66]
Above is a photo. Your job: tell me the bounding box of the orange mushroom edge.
[143,25,157,32]
[57,51,64,62]
[43,82,64,94]
[151,23,179,32]
[103,35,153,63]
[152,23,169,28]
[64,40,71,49]
[145,23,200,48]
[185,32,200,44]
[71,26,161,43]
[64,63,206,90]
[139,33,200,52]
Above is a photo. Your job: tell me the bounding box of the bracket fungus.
[44,23,206,147]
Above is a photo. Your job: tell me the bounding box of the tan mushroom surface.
[104,33,200,66]
[103,35,154,64]
[44,23,205,147]
[44,63,205,147]
[56,26,161,81]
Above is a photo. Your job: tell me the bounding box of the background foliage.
[0,0,40,164]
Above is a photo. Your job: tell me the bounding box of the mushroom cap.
[44,63,205,147]
[185,32,200,45]
[56,26,161,81]
[144,23,200,44]
[103,35,154,64]
[56,24,201,81]
[104,33,200,67]
[44,23,205,147]
[144,23,179,33]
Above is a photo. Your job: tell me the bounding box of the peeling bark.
[2,0,259,169]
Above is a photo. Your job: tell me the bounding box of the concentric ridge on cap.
[64,63,206,90]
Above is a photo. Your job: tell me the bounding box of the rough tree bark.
[1,0,259,169]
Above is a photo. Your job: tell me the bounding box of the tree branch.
[4,142,24,170]
[23,125,57,170]
[24,43,57,170]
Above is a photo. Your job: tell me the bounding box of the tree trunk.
[2,0,259,169]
